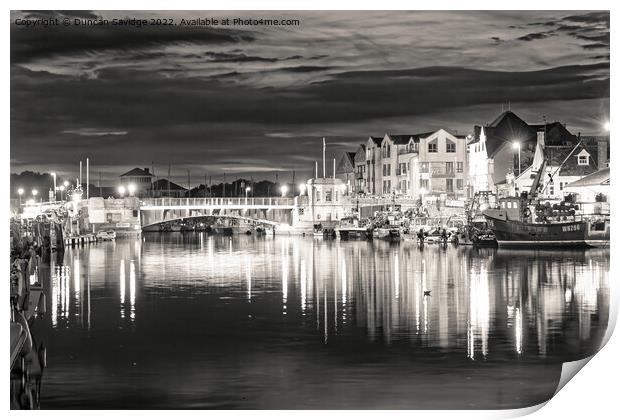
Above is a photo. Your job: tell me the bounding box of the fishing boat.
[483,155,602,247]
[96,230,116,240]
[336,216,369,239]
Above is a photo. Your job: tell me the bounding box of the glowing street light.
[245,186,251,204]
[603,120,610,132]
[63,180,69,188]
[17,188,24,206]
[298,183,306,196]
[32,189,38,202]
[118,185,126,197]
[280,185,288,197]
[512,141,521,176]
[127,184,136,196]
[51,172,57,201]
[59,185,66,201]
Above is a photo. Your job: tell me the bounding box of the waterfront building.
[361,130,468,200]
[335,151,356,195]
[511,137,602,200]
[563,167,610,215]
[364,136,383,195]
[353,144,367,194]
[342,130,468,202]
[82,196,141,234]
[119,167,155,197]
[295,176,350,229]
[467,111,578,195]
[151,178,188,198]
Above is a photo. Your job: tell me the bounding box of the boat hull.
[484,214,588,247]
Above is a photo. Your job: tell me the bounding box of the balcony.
[356,172,365,179]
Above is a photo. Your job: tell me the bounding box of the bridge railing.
[140,197,296,207]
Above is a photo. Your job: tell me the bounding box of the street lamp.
[245,186,251,204]
[280,185,288,197]
[127,184,136,196]
[59,185,66,201]
[32,189,38,202]
[17,188,24,206]
[63,180,69,188]
[51,172,57,201]
[512,141,521,176]
[603,120,610,132]
[118,185,126,197]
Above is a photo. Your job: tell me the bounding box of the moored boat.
[483,156,603,247]
[96,230,116,240]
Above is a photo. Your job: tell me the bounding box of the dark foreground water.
[32,234,609,409]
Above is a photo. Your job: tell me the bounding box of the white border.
[4,1,617,418]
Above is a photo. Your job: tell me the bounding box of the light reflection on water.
[39,234,609,409]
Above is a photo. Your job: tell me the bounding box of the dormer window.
[577,149,590,166]
[446,140,456,153]
[428,139,438,153]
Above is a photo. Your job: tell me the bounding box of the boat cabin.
[486,197,528,222]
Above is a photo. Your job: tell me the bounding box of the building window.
[549,185,554,196]
[457,161,463,173]
[420,179,429,190]
[446,179,454,192]
[325,190,332,202]
[446,140,456,153]
[560,182,564,191]
[578,155,589,165]
[428,141,438,153]
[446,162,454,174]
[457,179,463,190]
[420,162,429,173]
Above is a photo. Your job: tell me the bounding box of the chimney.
[144,167,150,174]
[597,139,609,169]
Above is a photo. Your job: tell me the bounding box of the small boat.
[585,217,610,247]
[336,217,369,239]
[96,230,116,240]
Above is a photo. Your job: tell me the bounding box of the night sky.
[10,10,609,184]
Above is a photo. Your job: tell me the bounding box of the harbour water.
[33,234,610,409]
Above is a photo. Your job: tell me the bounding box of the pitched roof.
[565,167,610,187]
[471,111,579,159]
[368,136,383,145]
[387,131,437,145]
[544,143,599,176]
[151,178,187,190]
[120,167,153,177]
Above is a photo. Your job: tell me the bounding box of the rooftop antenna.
[315,161,318,179]
[508,100,511,111]
[333,158,336,179]
[322,137,326,178]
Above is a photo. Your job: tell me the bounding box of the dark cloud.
[204,52,304,63]
[562,11,610,28]
[517,32,553,41]
[11,20,255,63]
[9,10,610,181]
[581,43,609,50]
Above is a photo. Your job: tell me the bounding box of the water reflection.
[40,234,609,409]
